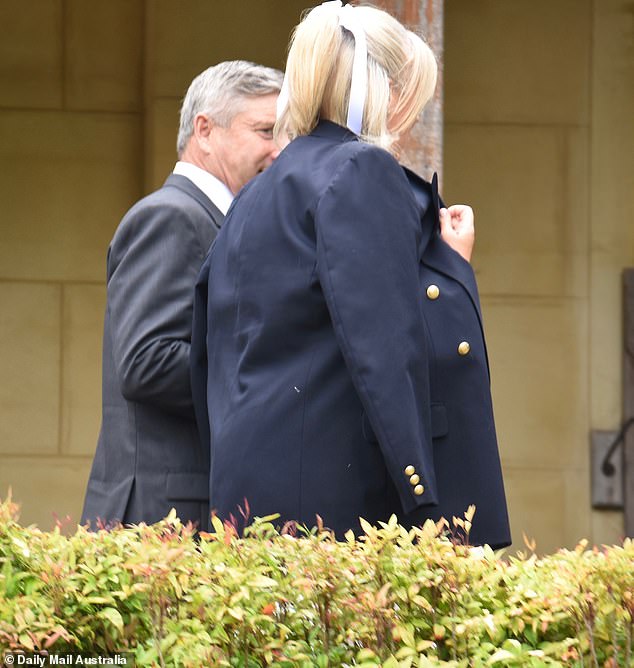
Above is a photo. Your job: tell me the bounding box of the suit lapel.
[163,174,225,232]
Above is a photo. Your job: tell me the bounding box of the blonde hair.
[276,3,437,151]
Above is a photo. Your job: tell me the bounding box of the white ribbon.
[276,1,368,136]
[338,3,367,135]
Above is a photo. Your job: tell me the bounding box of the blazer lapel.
[402,167,438,257]
[423,234,484,329]
[403,166,486,343]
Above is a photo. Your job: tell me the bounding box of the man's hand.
[439,205,475,262]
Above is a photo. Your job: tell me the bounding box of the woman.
[192,2,511,548]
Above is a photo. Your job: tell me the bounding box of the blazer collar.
[402,167,441,219]
[402,167,440,249]
[163,173,225,230]
[309,119,359,143]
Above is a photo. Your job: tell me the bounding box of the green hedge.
[0,497,632,667]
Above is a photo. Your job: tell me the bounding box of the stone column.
[365,0,444,182]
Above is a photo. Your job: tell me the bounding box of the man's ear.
[193,113,214,145]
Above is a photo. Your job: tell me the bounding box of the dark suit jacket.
[82,174,223,528]
[191,121,511,547]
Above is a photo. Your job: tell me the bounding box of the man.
[82,61,283,529]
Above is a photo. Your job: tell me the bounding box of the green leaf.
[2,558,16,597]
[85,595,114,605]
[99,607,124,633]
[501,639,522,653]
[254,513,281,523]
[395,646,416,659]
[382,657,400,668]
[315,655,329,668]
[359,517,374,535]
[415,640,437,652]
[228,607,244,621]
[356,649,378,662]
[247,575,277,588]
[210,514,225,535]
[488,649,516,664]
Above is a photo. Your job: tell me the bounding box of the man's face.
[209,93,280,195]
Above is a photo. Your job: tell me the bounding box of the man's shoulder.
[109,179,213,254]
[125,177,199,215]
[116,176,219,235]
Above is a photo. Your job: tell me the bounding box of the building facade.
[0,0,632,553]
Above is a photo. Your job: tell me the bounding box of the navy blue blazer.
[191,121,510,548]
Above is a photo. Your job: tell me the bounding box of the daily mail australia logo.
[4,656,130,666]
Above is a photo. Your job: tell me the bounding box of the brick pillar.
[367,0,444,182]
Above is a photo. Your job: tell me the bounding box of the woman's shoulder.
[324,141,411,197]
[247,129,414,213]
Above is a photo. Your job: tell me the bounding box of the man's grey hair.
[177,60,283,157]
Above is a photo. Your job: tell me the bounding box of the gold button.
[404,465,415,476]
[426,284,440,300]
[409,474,420,485]
[458,341,470,356]
[414,484,424,496]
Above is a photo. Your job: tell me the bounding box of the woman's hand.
[439,205,475,262]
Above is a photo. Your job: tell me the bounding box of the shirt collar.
[172,161,234,215]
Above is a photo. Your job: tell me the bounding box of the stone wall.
[444,0,634,551]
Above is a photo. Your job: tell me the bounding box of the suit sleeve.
[106,202,207,418]
[315,145,438,513]
[190,251,211,451]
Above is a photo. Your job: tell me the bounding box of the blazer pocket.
[166,472,209,501]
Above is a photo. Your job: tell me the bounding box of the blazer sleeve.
[106,201,207,418]
[315,145,438,514]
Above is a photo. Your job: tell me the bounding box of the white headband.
[276,0,368,136]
